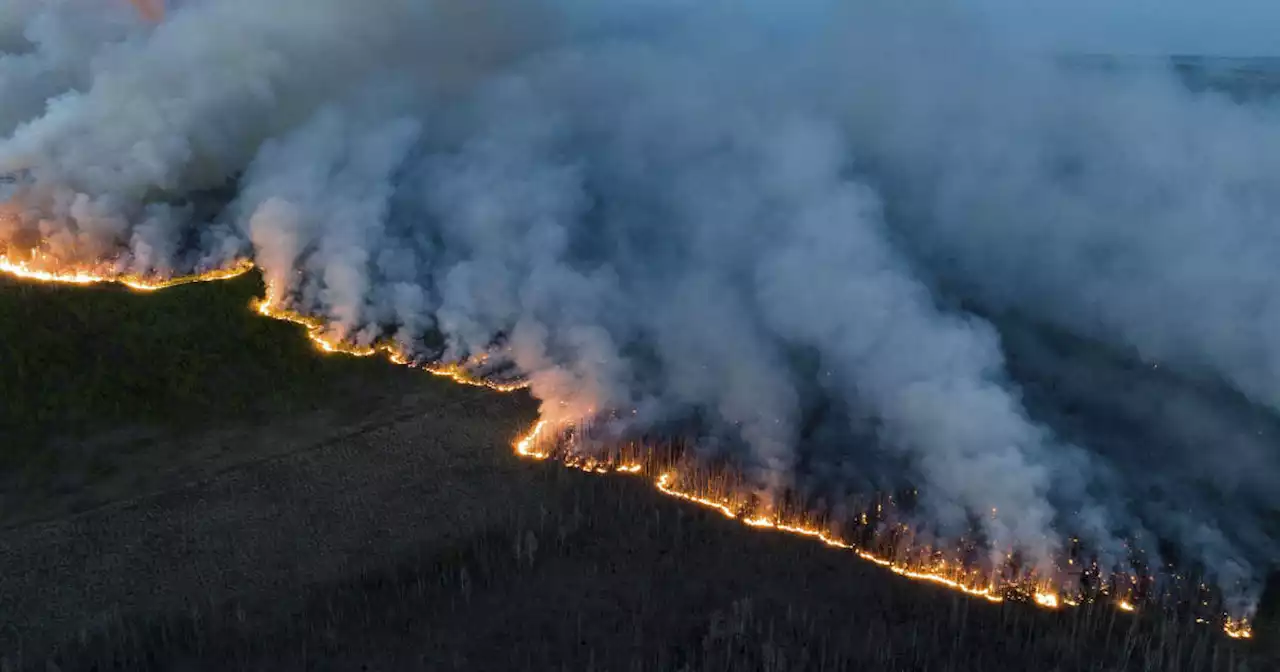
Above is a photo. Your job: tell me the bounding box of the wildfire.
[743,515,854,551]
[121,260,259,291]
[514,420,550,460]
[656,471,738,519]
[423,361,528,393]
[562,454,645,475]
[532,447,1261,638]
[1034,592,1060,609]
[856,551,1004,603]
[0,256,106,285]
[654,471,1005,602]
[512,419,647,476]
[0,254,1257,644]
[253,292,527,393]
[0,249,525,391]
[0,255,255,290]
[1224,618,1254,639]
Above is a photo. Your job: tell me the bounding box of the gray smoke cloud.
[0,0,1275,613]
[0,0,145,138]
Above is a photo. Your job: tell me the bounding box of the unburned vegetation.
[0,272,450,524]
[0,272,403,452]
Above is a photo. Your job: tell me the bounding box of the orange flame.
[1224,617,1254,639]
[253,291,527,393]
[514,420,550,460]
[656,471,739,520]
[0,255,255,291]
[650,470,1006,602]
[1034,592,1060,609]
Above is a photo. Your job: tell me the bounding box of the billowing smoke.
[1,0,1276,615]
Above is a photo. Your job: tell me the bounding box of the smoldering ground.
[0,0,1276,618]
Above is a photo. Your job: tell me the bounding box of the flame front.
[0,254,255,291]
[655,471,1007,602]
[517,436,1257,638]
[1034,592,1060,609]
[514,420,550,460]
[0,256,1255,644]
[253,290,526,393]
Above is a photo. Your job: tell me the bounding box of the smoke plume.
[1,0,1276,617]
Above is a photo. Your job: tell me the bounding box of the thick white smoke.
[0,0,1275,612]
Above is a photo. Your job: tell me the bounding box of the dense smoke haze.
[1,0,1277,618]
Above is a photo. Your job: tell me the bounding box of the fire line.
[0,255,1255,642]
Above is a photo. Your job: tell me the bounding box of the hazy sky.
[973,0,1280,56]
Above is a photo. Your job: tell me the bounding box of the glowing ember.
[1034,592,1060,609]
[1117,600,1136,613]
[1224,618,1254,639]
[561,454,646,475]
[514,421,550,460]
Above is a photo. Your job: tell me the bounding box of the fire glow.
[514,420,550,460]
[0,258,1256,643]
[1034,592,1060,609]
[252,291,527,393]
[656,470,1008,603]
[1225,617,1254,640]
[0,254,256,291]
